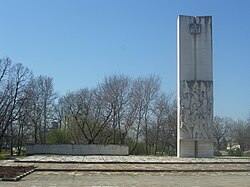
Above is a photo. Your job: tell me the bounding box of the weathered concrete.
[15,155,250,164]
[26,144,129,156]
[2,155,250,173]
[3,172,250,187]
[177,15,213,157]
[2,156,250,186]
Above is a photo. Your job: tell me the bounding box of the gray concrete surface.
[1,155,250,186]
[26,144,129,156]
[15,155,250,163]
[1,155,249,172]
[1,171,250,187]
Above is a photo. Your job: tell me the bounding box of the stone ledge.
[26,144,129,156]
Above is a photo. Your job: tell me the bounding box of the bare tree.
[129,75,160,154]
[27,76,56,144]
[9,63,32,154]
[54,97,70,130]
[0,58,31,154]
[159,99,177,155]
[63,88,112,144]
[0,58,13,146]
[149,93,174,155]
[100,74,130,144]
[231,120,250,153]
[212,116,232,150]
[143,75,160,154]
[0,58,32,154]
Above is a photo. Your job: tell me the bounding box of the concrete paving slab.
[15,155,250,164]
[1,155,250,177]
[1,171,250,187]
[1,156,250,186]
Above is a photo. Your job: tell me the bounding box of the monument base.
[177,139,213,158]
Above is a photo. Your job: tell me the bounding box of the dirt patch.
[0,166,35,179]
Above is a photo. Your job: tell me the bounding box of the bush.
[127,141,146,155]
[228,148,243,156]
[214,150,222,156]
[46,129,72,144]
[0,151,8,160]
[243,151,250,157]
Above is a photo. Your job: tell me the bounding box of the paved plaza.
[14,155,250,163]
[1,171,250,187]
[0,155,250,186]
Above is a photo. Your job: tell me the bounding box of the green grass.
[243,151,250,157]
[0,151,9,160]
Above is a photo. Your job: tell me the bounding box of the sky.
[0,0,250,120]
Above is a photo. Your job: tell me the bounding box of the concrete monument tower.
[177,15,213,157]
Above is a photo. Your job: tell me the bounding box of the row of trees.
[0,58,56,155]
[212,116,250,153]
[0,57,250,156]
[0,57,177,155]
[54,74,177,155]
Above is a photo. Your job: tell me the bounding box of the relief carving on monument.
[180,81,213,139]
[190,17,201,34]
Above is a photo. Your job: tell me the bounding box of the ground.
[1,171,250,187]
[0,155,250,186]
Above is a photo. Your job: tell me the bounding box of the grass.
[243,151,250,157]
[0,151,9,160]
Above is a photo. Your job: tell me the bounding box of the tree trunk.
[10,123,13,156]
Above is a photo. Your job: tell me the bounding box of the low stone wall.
[26,144,129,156]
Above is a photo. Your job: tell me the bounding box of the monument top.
[177,15,213,81]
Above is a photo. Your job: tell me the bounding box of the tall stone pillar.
[177,15,213,157]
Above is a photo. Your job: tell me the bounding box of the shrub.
[46,129,72,144]
[228,148,243,156]
[127,141,146,155]
[214,150,222,156]
[243,151,250,157]
[0,151,8,160]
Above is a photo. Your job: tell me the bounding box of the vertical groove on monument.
[177,15,213,158]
